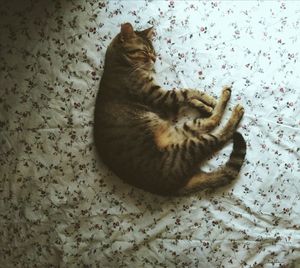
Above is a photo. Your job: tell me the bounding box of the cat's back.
[94,88,150,129]
[94,95,164,184]
[94,92,160,154]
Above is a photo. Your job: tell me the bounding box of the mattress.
[0,1,299,267]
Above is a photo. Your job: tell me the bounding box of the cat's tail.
[222,131,247,180]
[178,132,247,195]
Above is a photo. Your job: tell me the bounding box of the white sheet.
[1,1,299,267]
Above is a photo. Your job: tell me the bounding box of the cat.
[94,23,246,196]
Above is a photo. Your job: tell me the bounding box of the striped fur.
[94,23,246,196]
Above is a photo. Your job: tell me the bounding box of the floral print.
[0,1,299,267]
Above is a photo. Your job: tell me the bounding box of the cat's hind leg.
[178,132,247,194]
[155,123,236,178]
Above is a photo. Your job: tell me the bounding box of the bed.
[1,0,299,267]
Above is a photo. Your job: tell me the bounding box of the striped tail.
[223,131,247,180]
[178,132,247,195]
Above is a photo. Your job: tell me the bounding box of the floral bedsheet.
[0,1,299,267]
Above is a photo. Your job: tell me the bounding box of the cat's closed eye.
[127,49,140,54]
[126,48,156,63]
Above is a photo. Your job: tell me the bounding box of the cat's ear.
[120,23,135,42]
[140,26,154,40]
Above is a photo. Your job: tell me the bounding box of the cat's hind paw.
[222,86,232,101]
[232,104,245,127]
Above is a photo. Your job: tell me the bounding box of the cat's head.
[107,23,156,72]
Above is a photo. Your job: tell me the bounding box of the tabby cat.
[94,23,246,196]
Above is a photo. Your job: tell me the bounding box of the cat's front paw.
[190,99,213,114]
